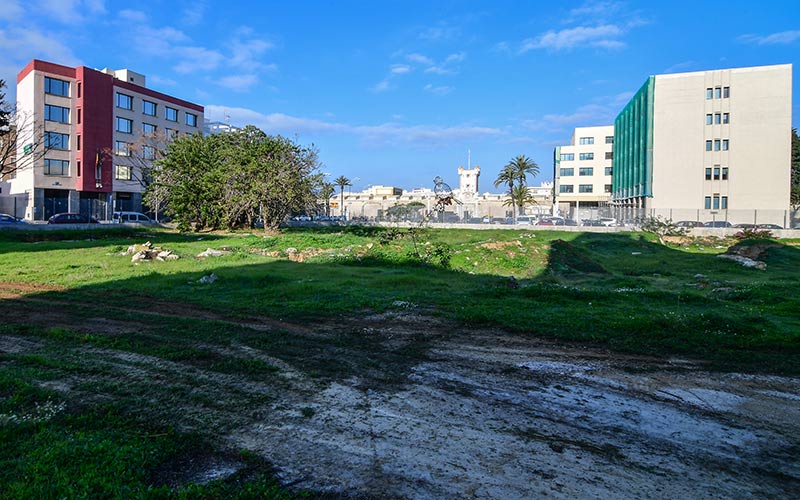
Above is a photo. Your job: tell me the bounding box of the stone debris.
[717,254,767,270]
[123,241,179,263]
[197,273,218,284]
[197,248,229,258]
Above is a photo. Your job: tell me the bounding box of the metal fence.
[0,194,28,219]
[561,206,800,229]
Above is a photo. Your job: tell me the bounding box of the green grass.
[1,225,799,496]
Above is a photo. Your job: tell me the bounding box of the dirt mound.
[548,239,607,274]
[724,242,781,261]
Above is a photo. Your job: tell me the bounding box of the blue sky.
[1,0,798,192]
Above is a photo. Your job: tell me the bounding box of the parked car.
[598,217,618,227]
[112,211,151,223]
[581,219,604,227]
[756,224,783,230]
[675,220,704,228]
[733,223,756,229]
[537,216,566,226]
[703,220,732,228]
[47,213,99,224]
[0,213,27,224]
[515,215,537,225]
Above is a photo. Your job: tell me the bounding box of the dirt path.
[1,285,798,498]
[232,330,800,499]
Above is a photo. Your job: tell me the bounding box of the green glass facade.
[612,76,654,203]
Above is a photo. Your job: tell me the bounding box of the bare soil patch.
[1,295,798,499]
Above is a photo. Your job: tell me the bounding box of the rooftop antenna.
[224,109,230,124]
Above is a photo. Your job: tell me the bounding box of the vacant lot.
[1,227,798,498]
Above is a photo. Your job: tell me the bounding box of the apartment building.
[11,59,204,220]
[612,64,792,216]
[553,125,614,215]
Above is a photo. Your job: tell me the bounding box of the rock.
[165,254,179,261]
[716,254,766,270]
[286,247,298,254]
[131,250,149,263]
[694,274,707,279]
[197,248,227,258]
[197,273,218,284]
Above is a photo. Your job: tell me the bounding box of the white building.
[11,59,204,220]
[553,125,614,216]
[612,64,792,222]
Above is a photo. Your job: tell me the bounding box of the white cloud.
[119,9,147,22]
[738,30,800,45]
[172,46,225,73]
[182,2,206,25]
[663,61,695,73]
[216,74,259,92]
[445,52,466,64]
[36,0,105,23]
[418,24,459,41]
[203,105,503,147]
[522,103,617,133]
[391,64,411,74]
[371,80,391,93]
[521,25,624,51]
[407,53,434,65]
[424,84,453,95]
[0,0,24,21]
[229,37,275,69]
[149,75,177,87]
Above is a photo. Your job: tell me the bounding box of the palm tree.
[504,184,537,216]
[507,155,539,215]
[320,182,335,217]
[493,165,517,218]
[334,175,351,218]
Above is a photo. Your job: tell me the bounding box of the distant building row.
[554,64,793,219]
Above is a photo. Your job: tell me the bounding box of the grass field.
[1,226,798,498]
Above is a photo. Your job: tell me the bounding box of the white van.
[112,211,152,223]
[515,215,537,225]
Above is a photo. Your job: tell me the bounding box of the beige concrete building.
[613,64,792,222]
[11,60,203,220]
[335,165,553,221]
[553,125,614,216]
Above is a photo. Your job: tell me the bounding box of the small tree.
[504,184,537,216]
[334,175,351,218]
[320,182,335,217]
[640,215,687,245]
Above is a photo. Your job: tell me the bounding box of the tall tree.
[334,175,351,218]
[792,128,800,209]
[504,184,537,216]
[493,165,517,218]
[506,154,539,215]
[320,182,335,216]
[0,79,49,179]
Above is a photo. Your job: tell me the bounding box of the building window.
[723,113,729,124]
[143,100,157,116]
[706,114,712,125]
[142,145,155,160]
[714,139,721,151]
[115,141,131,156]
[44,77,70,97]
[713,196,720,209]
[116,93,133,110]
[165,128,178,139]
[116,117,133,134]
[44,159,69,176]
[77,108,81,124]
[95,163,102,181]
[142,123,156,135]
[115,165,132,180]
[706,88,713,99]
[704,196,711,209]
[165,107,178,121]
[579,152,594,161]
[579,137,594,145]
[714,87,721,99]
[722,139,729,151]
[77,160,81,176]
[723,86,730,98]
[77,82,81,98]
[722,167,729,180]
[605,136,614,144]
[713,113,721,124]
[560,153,574,161]
[579,167,594,176]
[44,104,69,123]
[185,113,197,127]
[559,168,574,176]
[721,196,728,209]
[77,135,80,150]
[579,184,593,193]
[605,152,613,160]
[44,131,69,150]
[705,167,712,180]
[604,167,613,176]
[604,184,612,193]
[559,185,573,193]
[705,140,712,151]
[713,167,720,180]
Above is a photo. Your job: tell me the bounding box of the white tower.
[458,165,480,197]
